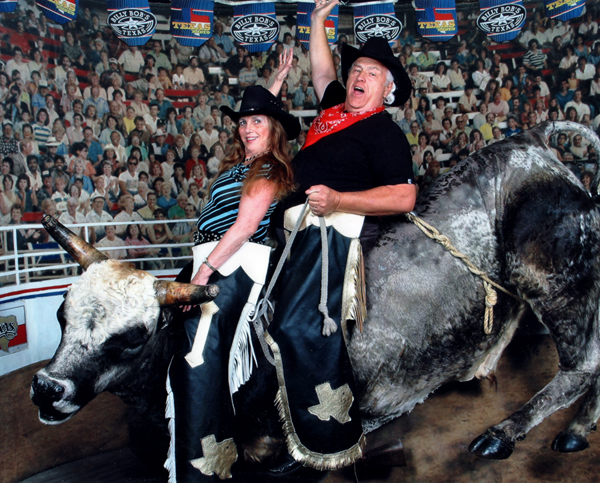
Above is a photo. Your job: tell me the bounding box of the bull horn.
[154,280,220,307]
[42,215,108,270]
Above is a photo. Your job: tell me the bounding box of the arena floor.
[18,334,600,483]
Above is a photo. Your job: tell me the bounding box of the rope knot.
[406,213,522,336]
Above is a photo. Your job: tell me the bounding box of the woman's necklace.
[244,150,270,165]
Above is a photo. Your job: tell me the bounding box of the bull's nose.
[31,374,65,405]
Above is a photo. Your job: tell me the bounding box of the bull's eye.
[102,327,149,361]
[121,344,144,358]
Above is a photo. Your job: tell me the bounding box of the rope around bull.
[405,212,522,334]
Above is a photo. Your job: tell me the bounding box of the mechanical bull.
[31,121,600,465]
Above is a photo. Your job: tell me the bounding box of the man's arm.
[309,0,339,101]
[306,183,417,217]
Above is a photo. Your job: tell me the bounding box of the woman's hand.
[274,48,293,83]
[268,48,294,96]
[183,265,212,312]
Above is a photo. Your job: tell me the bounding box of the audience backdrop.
[0,0,599,263]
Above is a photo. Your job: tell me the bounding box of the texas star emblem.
[354,14,402,44]
[231,15,279,44]
[477,5,526,34]
[108,8,157,38]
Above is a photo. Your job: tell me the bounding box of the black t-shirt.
[279,82,413,251]
[284,81,414,211]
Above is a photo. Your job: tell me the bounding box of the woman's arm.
[30,190,38,210]
[0,192,9,215]
[191,179,278,286]
[148,226,167,244]
[269,48,293,97]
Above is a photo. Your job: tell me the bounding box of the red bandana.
[302,103,385,150]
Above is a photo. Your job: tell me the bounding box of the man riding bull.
[265,0,416,474]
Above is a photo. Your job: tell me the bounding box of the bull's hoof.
[552,431,589,453]
[469,432,514,459]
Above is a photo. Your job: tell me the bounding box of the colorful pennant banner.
[231,2,279,53]
[296,0,339,48]
[415,0,458,42]
[0,0,17,12]
[544,0,586,22]
[106,0,157,47]
[171,0,214,47]
[37,0,78,24]
[353,2,401,47]
[477,0,526,42]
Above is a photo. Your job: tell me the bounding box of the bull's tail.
[538,121,600,197]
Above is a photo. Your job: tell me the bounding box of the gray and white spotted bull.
[31,121,600,464]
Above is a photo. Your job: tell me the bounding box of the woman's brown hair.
[215,116,295,201]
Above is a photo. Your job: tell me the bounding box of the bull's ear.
[154,280,219,307]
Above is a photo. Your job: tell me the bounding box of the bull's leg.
[552,377,600,453]
[470,370,592,459]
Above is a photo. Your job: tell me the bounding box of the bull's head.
[31,216,218,424]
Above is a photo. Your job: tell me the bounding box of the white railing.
[0,218,196,286]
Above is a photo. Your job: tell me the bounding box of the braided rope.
[318,216,337,336]
[405,213,521,334]
[250,199,311,365]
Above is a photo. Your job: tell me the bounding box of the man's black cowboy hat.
[221,86,301,140]
[341,37,411,107]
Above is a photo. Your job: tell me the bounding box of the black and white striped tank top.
[194,161,276,245]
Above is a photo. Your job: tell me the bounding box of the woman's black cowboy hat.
[341,37,411,107]
[220,86,301,140]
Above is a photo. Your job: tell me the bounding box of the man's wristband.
[203,258,217,272]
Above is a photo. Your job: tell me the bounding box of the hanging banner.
[415,0,458,42]
[0,0,17,12]
[37,0,78,24]
[477,0,526,42]
[296,0,339,48]
[171,0,214,47]
[231,2,279,53]
[106,0,157,47]
[353,2,401,47]
[544,0,586,22]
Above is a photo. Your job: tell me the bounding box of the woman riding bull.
[166,85,300,482]
[264,0,417,474]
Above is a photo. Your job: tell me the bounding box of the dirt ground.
[11,334,600,483]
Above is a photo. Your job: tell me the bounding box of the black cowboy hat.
[341,37,411,107]
[221,86,301,140]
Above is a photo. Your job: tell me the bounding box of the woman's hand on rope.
[306,185,341,216]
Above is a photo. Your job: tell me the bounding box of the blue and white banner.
[353,2,401,47]
[106,0,157,47]
[296,0,338,48]
[231,2,279,53]
[544,0,586,22]
[37,0,78,24]
[171,0,214,47]
[477,0,526,42]
[415,0,458,42]
[0,0,17,12]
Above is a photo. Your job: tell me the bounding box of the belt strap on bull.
[405,212,522,334]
